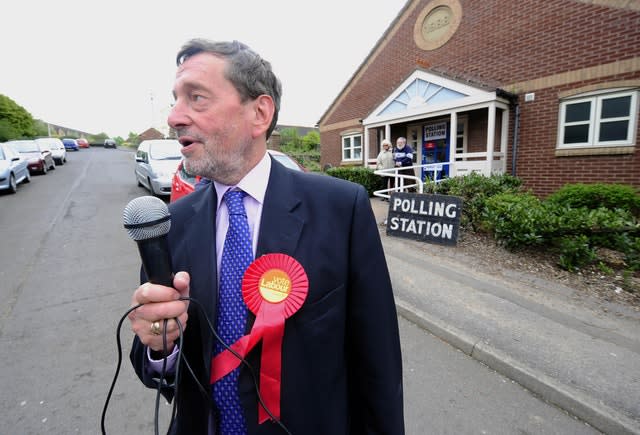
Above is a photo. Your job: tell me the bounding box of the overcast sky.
[0,1,407,138]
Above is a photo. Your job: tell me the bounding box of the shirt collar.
[213,152,271,208]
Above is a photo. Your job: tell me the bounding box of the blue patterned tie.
[213,190,252,434]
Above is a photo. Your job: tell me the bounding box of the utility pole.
[149,91,155,128]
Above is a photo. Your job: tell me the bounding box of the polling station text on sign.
[386,192,463,246]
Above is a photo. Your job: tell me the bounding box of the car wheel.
[148,177,156,195]
[8,174,17,193]
[58,158,64,166]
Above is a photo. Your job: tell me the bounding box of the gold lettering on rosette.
[259,269,292,303]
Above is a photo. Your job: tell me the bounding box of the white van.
[134,139,182,196]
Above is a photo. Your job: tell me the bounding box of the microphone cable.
[101,296,292,435]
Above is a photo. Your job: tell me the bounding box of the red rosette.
[210,253,308,424]
[242,253,308,316]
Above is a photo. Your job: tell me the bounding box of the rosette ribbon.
[210,253,308,423]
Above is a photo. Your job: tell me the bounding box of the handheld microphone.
[123,196,174,287]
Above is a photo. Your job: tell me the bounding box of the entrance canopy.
[362,69,512,177]
[364,70,503,126]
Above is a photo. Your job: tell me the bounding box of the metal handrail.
[373,162,452,199]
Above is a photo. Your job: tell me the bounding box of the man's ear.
[251,95,275,139]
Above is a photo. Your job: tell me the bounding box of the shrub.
[424,172,523,230]
[326,166,385,196]
[482,189,640,272]
[557,235,597,272]
[482,193,547,248]
[546,183,640,216]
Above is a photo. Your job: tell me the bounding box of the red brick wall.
[319,0,640,196]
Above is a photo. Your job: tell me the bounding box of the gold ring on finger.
[150,321,162,336]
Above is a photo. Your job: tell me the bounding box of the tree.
[33,119,49,137]
[126,131,140,146]
[0,94,37,141]
[301,130,320,152]
[279,128,302,149]
[89,132,109,143]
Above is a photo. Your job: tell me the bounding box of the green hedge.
[482,186,640,273]
[546,183,640,216]
[326,166,386,197]
[423,172,523,230]
[325,169,640,277]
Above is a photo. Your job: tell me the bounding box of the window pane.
[343,149,350,159]
[601,96,631,119]
[354,149,361,159]
[353,136,361,147]
[565,102,591,122]
[564,125,589,144]
[599,120,628,142]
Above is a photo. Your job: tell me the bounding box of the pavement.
[369,197,640,435]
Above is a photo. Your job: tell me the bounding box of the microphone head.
[123,196,171,241]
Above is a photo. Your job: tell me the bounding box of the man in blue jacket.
[393,136,416,192]
[127,38,405,435]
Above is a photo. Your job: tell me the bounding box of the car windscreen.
[36,139,57,149]
[272,154,302,171]
[10,141,39,153]
[149,141,182,160]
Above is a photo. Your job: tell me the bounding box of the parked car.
[169,149,305,202]
[268,149,307,172]
[6,139,55,174]
[77,138,90,148]
[0,143,30,193]
[36,137,66,165]
[62,138,79,151]
[134,139,183,196]
[104,138,117,149]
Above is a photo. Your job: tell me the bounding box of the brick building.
[137,127,165,142]
[318,0,640,197]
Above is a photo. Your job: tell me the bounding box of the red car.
[77,138,90,148]
[6,139,56,174]
[170,150,305,202]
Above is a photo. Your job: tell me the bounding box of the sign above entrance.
[424,122,447,140]
[386,192,463,246]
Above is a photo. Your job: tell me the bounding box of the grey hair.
[176,39,282,139]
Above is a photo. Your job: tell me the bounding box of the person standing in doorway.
[393,136,415,192]
[376,139,394,200]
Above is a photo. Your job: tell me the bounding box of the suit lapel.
[257,159,305,258]
[181,185,218,371]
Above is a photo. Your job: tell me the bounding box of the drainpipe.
[511,102,520,177]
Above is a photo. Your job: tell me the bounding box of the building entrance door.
[421,121,450,180]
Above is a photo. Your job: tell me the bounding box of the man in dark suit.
[128,39,404,434]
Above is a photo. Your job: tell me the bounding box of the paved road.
[0,147,599,434]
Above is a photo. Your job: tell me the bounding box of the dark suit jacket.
[131,157,404,434]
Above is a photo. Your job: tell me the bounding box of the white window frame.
[557,89,638,149]
[341,133,362,162]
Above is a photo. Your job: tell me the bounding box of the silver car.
[0,143,31,193]
[134,139,182,196]
[36,137,67,165]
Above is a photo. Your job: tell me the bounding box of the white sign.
[424,122,447,140]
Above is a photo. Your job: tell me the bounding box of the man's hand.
[128,271,190,353]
